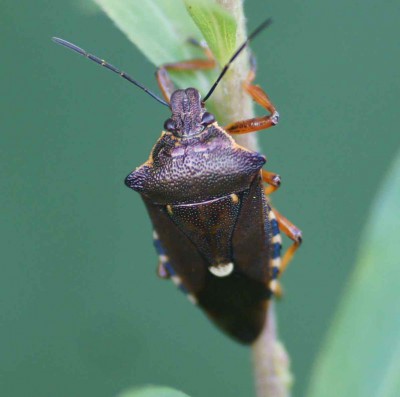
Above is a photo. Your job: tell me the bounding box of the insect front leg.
[156,68,177,104]
[225,57,279,134]
[156,41,216,103]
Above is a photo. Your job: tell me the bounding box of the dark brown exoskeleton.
[53,18,302,344]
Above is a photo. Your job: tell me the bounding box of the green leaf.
[91,0,239,116]
[183,0,237,65]
[307,151,400,397]
[92,0,211,91]
[118,385,190,397]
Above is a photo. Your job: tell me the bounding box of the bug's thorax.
[125,119,266,204]
[125,86,266,205]
[125,88,266,204]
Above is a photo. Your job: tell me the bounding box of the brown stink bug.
[53,18,302,344]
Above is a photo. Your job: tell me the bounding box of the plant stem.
[212,0,258,152]
[214,1,293,396]
[252,304,293,397]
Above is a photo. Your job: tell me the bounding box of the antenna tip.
[52,37,70,48]
[51,37,86,56]
[263,17,273,28]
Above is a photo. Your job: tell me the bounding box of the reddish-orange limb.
[162,59,216,71]
[225,67,279,134]
[264,185,279,195]
[273,208,302,276]
[187,38,215,61]
[156,67,176,103]
[262,170,281,195]
[156,42,216,103]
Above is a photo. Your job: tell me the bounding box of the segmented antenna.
[52,37,169,107]
[203,18,273,102]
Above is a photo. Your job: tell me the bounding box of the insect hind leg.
[272,208,302,276]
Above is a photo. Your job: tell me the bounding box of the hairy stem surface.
[215,2,293,396]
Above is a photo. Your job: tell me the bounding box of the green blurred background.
[1,1,399,396]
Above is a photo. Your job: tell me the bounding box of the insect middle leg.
[262,169,281,195]
[225,57,279,134]
[156,41,216,102]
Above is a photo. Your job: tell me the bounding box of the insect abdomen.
[144,175,279,344]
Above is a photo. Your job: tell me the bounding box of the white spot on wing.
[272,234,282,244]
[271,258,281,269]
[209,262,234,277]
[269,279,278,292]
[171,275,182,286]
[187,294,198,305]
[268,211,276,220]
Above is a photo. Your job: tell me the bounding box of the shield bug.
[53,18,302,344]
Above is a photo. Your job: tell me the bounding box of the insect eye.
[164,118,177,132]
[201,112,215,126]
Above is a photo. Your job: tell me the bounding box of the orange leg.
[225,62,279,134]
[273,208,302,276]
[156,68,177,104]
[262,169,281,195]
[156,40,216,102]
